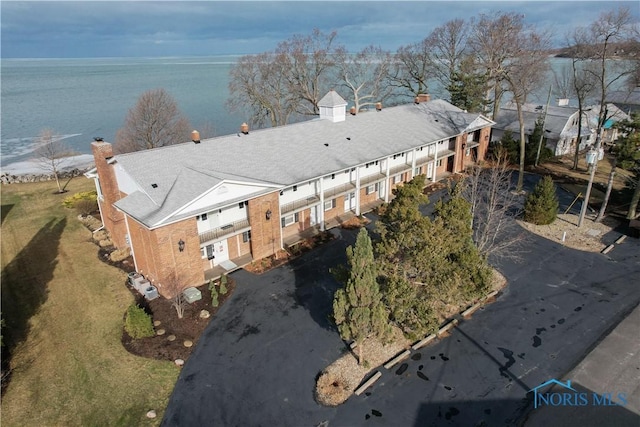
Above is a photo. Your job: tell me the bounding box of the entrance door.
[212,239,229,266]
[344,192,355,211]
[427,162,433,179]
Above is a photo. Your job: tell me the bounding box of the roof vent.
[191,130,201,144]
[240,123,249,135]
[376,102,382,111]
[151,183,158,188]
[324,143,329,147]
[94,137,104,142]
[350,106,356,116]
[346,137,351,140]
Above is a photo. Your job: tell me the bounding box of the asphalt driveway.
[163,176,640,427]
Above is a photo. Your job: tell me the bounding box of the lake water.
[0,56,611,171]
[1,56,243,169]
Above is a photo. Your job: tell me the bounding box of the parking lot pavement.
[163,177,640,427]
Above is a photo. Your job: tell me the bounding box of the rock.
[199,309,210,319]
[174,359,185,366]
[156,329,165,336]
[146,410,156,419]
[167,335,176,341]
[183,340,193,347]
[153,320,161,326]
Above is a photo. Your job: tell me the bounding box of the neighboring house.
[606,86,640,115]
[86,92,493,295]
[492,101,629,157]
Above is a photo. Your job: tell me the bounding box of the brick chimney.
[240,123,249,135]
[415,94,431,104]
[91,140,127,248]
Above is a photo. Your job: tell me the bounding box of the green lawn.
[1,179,179,426]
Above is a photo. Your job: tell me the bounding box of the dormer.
[318,90,347,123]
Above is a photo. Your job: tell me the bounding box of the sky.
[1,1,638,58]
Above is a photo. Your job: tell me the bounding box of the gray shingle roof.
[318,90,347,107]
[113,99,492,227]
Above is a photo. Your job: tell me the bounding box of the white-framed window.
[436,159,443,167]
[239,201,248,209]
[281,212,299,227]
[197,213,208,221]
[324,198,336,211]
[366,183,378,195]
[414,167,421,176]
[242,230,251,243]
[393,174,402,184]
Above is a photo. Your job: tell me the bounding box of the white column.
[318,177,325,231]
[411,148,417,179]
[385,157,391,203]
[355,167,361,216]
[432,147,438,182]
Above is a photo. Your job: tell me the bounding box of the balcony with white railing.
[280,195,321,215]
[323,181,357,199]
[198,218,250,244]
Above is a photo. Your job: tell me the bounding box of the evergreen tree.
[447,56,489,113]
[524,176,559,225]
[613,114,639,218]
[333,228,390,365]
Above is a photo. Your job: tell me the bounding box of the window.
[242,230,251,243]
[393,174,402,184]
[324,199,336,211]
[239,202,244,209]
[201,213,208,221]
[331,173,335,179]
[414,167,421,176]
[281,214,296,227]
[366,183,378,195]
[436,159,443,167]
[293,185,298,192]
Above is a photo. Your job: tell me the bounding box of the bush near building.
[124,304,154,339]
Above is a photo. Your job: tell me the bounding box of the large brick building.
[87,92,493,296]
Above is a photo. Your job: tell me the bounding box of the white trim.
[124,215,139,273]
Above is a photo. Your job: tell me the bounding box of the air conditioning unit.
[145,286,159,301]
[182,287,202,304]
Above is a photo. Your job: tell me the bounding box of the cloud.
[1,1,638,58]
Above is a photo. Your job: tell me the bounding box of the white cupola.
[318,90,347,123]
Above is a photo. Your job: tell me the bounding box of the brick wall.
[281,208,312,239]
[324,195,345,222]
[247,191,282,260]
[91,141,127,248]
[360,184,380,206]
[227,232,252,259]
[128,215,203,297]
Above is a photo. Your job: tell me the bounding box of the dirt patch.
[517,213,619,253]
[122,279,235,361]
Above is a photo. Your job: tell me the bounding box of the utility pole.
[578,106,607,228]
[535,86,552,167]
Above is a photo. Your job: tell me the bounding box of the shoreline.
[1,154,95,177]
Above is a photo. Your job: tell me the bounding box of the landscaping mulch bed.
[121,279,235,362]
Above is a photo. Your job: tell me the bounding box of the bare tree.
[427,18,471,95]
[227,29,337,127]
[227,52,299,128]
[276,28,338,116]
[469,12,525,119]
[162,273,188,319]
[115,88,191,154]
[499,22,552,191]
[33,129,76,193]
[461,153,527,261]
[388,37,432,97]
[334,45,396,112]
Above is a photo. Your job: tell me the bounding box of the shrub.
[124,304,154,339]
[109,247,131,262]
[75,198,98,216]
[524,176,559,225]
[93,230,108,241]
[219,274,228,295]
[63,191,97,209]
[209,279,219,307]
